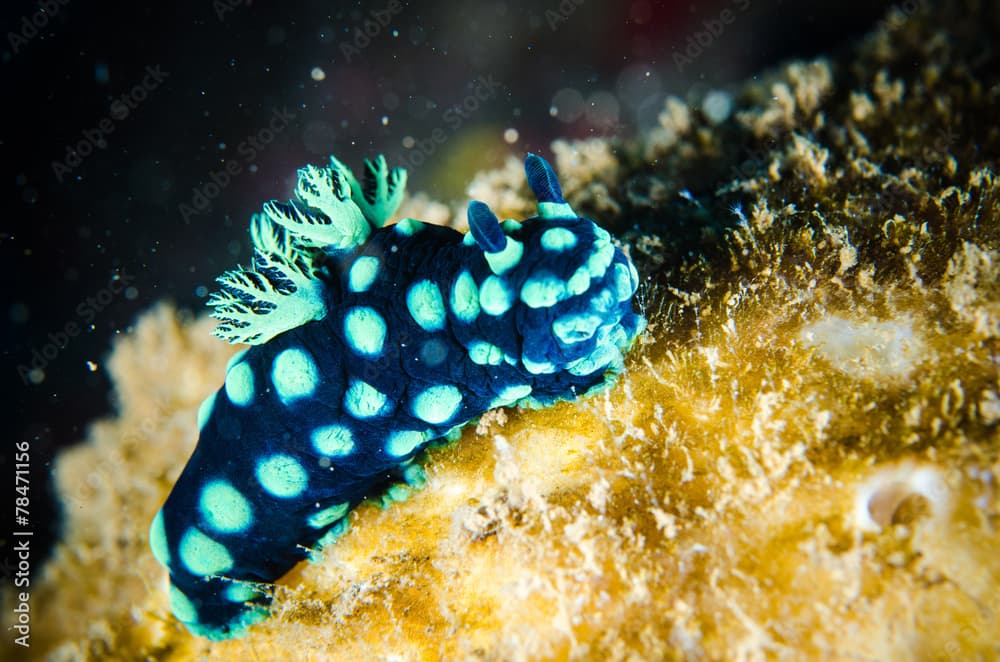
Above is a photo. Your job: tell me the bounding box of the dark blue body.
[151,154,644,639]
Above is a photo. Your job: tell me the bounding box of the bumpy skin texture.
[151,153,644,639]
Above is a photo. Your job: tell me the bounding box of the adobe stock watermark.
[6,0,71,57]
[61,396,171,510]
[16,270,136,386]
[178,106,296,223]
[545,0,584,31]
[9,438,32,648]
[51,65,170,183]
[673,0,751,73]
[339,0,404,63]
[391,75,504,171]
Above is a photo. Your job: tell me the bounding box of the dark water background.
[2,0,896,577]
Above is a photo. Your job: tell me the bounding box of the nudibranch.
[150,152,645,639]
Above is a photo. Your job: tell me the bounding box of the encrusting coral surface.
[7,2,999,659]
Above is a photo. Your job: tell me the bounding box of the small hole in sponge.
[889,493,932,526]
[854,464,948,532]
[867,484,932,528]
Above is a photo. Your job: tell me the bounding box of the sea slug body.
[151,152,645,639]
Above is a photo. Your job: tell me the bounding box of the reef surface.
[6,2,999,659]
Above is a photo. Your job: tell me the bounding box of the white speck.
[86,361,98,372]
[702,90,733,125]
[310,67,326,82]
[503,128,518,143]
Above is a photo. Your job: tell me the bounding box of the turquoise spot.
[462,232,476,246]
[468,340,504,366]
[411,384,462,424]
[587,243,615,278]
[594,225,612,245]
[344,306,387,357]
[197,392,216,431]
[566,266,591,295]
[540,227,578,252]
[613,262,637,302]
[344,380,389,419]
[501,219,522,233]
[225,348,249,373]
[170,585,198,623]
[386,430,428,457]
[538,201,575,219]
[395,218,423,235]
[406,280,446,332]
[520,274,567,308]
[311,424,355,456]
[225,583,261,603]
[179,527,234,576]
[272,347,319,403]
[150,510,170,567]
[311,519,351,558]
[479,276,513,316]
[567,343,620,376]
[608,324,629,349]
[402,463,427,488]
[450,270,480,322]
[484,237,524,275]
[199,480,253,533]
[523,357,557,374]
[590,288,615,314]
[225,362,254,406]
[491,384,532,407]
[501,384,532,401]
[380,483,413,506]
[256,454,308,498]
[552,313,604,344]
[348,256,380,293]
[307,502,350,529]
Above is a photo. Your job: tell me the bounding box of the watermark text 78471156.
[10,439,33,648]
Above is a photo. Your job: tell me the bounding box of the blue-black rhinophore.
[151,152,645,639]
